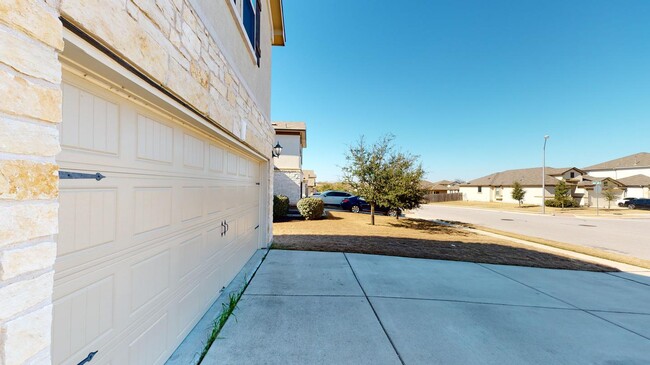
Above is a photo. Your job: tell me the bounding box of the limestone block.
[180,21,201,59]
[131,0,171,36]
[0,272,53,321]
[165,57,209,112]
[0,28,61,83]
[0,161,59,200]
[190,61,209,88]
[0,118,60,156]
[0,242,56,281]
[0,70,62,123]
[0,305,52,365]
[61,0,169,83]
[0,0,63,50]
[0,203,58,247]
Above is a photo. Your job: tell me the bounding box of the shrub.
[544,199,579,208]
[273,195,289,220]
[296,198,324,220]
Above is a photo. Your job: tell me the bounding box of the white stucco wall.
[273,134,301,170]
[274,170,302,205]
[460,186,491,202]
[461,186,553,205]
[586,167,650,179]
[626,187,650,199]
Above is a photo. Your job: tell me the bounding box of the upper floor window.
[233,0,261,66]
[570,172,575,178]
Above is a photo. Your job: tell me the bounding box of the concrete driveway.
[203,250,650,365]
[410,204,650,260]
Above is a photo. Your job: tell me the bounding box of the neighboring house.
[423,180,460,194]
[460,167,586,205]
[303,169,318,196]
[0,1,285,364]
[272,122,307,204]
[583,152,650,180]
[617,175,650,199]
[575,176,627,207]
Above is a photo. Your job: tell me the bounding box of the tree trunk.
[370,203,375,225]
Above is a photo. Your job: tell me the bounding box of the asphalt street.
[409,204,650,261]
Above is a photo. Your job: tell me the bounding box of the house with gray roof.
[583,152,650,180]
[458,152,650,207]
[460,167,586,205]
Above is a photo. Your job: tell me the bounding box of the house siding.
[1,1,278,363]
[587,167,650,180]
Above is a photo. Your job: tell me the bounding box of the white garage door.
[53,69,262,364]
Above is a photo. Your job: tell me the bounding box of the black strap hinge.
[60,171,105,181]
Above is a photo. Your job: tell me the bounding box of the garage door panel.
[62,82,120,155]
[175,282,204,340]
[56,67,264,364]
[58,188,118,256]
[181,186,204,222]
[128,313,169,365]
[182,133,205,169]
[137,114,174,164]
[130,250,171,316]
[52,275,114,365]
[176,233,204,282]
[208,144,225,173]
[133,186,173,235]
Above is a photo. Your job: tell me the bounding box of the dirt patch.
[272,211,617,272]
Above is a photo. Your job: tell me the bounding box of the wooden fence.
[424,192,463,203]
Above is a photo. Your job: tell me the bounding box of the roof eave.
[269,0,286,46]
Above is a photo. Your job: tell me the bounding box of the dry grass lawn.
[272,211,616,271]
[435,200,650,216]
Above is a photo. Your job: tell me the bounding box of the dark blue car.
[340,196,399,216]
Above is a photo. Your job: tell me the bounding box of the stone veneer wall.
[0,1,62,364]
[274,170,303,205]
[0,0,276,363]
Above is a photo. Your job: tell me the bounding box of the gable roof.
[583,152,650,171]
[465,167,572,187]
[546,167,587,176]
[617,174,650,187]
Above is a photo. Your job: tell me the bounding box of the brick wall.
[0,1,63,364]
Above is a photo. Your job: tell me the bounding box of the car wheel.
[351,205,361,213]
[628,204,636,209]
[388,209,398,217]
[618,203,624,207]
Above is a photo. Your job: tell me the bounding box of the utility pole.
[542,135,549,214]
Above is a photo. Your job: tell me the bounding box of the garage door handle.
[59,171,106,181]
[78,351,98,365]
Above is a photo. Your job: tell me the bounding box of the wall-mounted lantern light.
[272,142,283,158]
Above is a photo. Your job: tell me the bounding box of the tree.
[342,135,427,225]
[315,181,352,192]
[342,135,393,225]
[554,180,571,209]
[382,152,428,219]
[511,181,526,207]
[602,185,617,210]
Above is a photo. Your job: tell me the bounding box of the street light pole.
[542,135,549,214]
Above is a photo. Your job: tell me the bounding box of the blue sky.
[270,0,650,182]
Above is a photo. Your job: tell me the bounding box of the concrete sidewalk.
[203,250,650,365]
